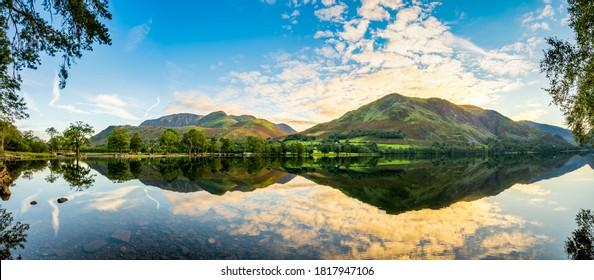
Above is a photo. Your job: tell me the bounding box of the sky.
[15,0,575,139]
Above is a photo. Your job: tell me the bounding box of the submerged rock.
[83,240,107,253]
[57,197,68,203]
[111,230,132,243]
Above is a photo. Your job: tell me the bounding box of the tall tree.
[182,129,207,156]
[45,127,58,153]
[540,0,594,146]
[159,128,179,154]
[107,127,129,153]
[1,0,112,122]
[129,132,142,153]
[63,121,93,158]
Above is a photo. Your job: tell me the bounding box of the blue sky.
[16,0,574,138]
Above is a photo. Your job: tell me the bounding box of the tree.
[565,209,594,260]
[107,127,129,153]
[159,128,179,154]
[63,121,94,158]
[0,207,29,260]
[1,0,112,122]
[45,127,58,153]
[129,133,142,153]
[540,0,594,146]
[220,138,233,154]
[182,129,207,156]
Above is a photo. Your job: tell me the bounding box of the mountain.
[274,123,297,135]
[139,111,295,133]
[92,111,293,145]
[301,93,573,147]
[518,120,576,145]
[139,113,203,127]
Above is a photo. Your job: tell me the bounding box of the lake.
[1,154,593,260]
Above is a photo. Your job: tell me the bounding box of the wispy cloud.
[144,96,161,117]
[49,73,89,115]
[22,92,42,116]
[125,19,152,52]
[89,94,140,120]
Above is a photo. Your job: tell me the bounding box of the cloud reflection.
[163,177,545,259]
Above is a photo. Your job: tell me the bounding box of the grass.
[378,143,412,149]
[0,151,56,159]
[377,159,412,165]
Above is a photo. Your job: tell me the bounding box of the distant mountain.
[140,113,204,127]
[518,120,576,145]
[92,111,294,145]
[140,111,295,133]
[302,93,573,147]
[274,123,297,135]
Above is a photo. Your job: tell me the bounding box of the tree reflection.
[107,160,130,183]
[565,209,594,260]
[61,162,96,191]
[0,207,29,260]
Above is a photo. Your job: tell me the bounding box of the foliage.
[329,129,405,140]
[565,209,594,260]
[45,127,58,153]
[129,132,142,153]
[63,121,94,157]
[0,207,29,260]
[107,127,129,153]
[181,128,207,156]
[284,133,316,142]
[541,0,594,146]
[159,128,179,154]
[1,0,112,122]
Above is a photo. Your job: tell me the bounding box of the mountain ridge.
[301,93,574,147]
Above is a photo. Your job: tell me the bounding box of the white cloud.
[89,94,140,120]
[530,22,550,31]
[125,19,152,52]
[22,92,42,116]
[313,30,334,39]
[357,0,403,21]
[314,3,348,22]
[261,0,277,4]
[511,109,548,121]
[540,5,555,18]
[49,72,89,115]
[144,96,161,117]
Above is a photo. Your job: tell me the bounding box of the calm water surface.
[1,155,592,259]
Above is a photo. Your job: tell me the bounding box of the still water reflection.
[0,154,592,259]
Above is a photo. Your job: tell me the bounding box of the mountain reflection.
[84,154,591,215]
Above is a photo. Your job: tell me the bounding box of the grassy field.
[377,143,412,149]
[0,151,56,159]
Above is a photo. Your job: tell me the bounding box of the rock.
[111,230,132,243]
[30,200,37,205]
[120,246,127,252]
[57,197,68,203]
[179,245,190,255]
[208,238,216,244]
[83,240,107,253]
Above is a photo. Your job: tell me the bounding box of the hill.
[301,93,573,147]
[140,111,295,134]
[518,120,576,145]
[92,111,292,145]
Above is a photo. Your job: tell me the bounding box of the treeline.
[329,129,405,140]
[91,127,316,156]
[382,139,573,156]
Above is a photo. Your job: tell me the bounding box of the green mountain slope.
[91,118,289,145]
[302,93,573,146]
